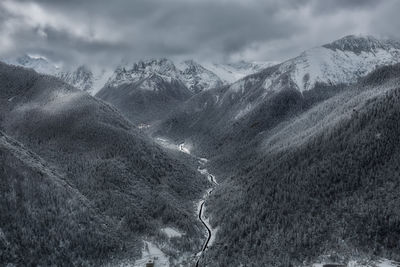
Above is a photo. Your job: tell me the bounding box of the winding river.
[177,144,218,267]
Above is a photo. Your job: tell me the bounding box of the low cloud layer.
[1,0,399,68]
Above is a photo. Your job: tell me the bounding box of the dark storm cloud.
[0,0,399,67]
[310,0,379,14]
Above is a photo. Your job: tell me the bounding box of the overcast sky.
[1,0,399,68]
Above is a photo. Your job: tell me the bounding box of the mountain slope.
[0,130,124,266]
[201,64,400,266]
[155,35,400,159]
[0,62,208,265]
[57,65,94,92]
[282,35,400,92]
[175,60,224,93]
[201,60,277,84]
[96,59,194,124]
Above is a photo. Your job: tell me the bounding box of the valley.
[153,139,219,267]
[2,33,400,267]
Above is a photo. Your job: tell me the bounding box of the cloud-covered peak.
[323,34,400,54]
[1,0,400,69]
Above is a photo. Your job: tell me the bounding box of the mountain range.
[3,54,273,95]
[2,34,400,266]
[155,35,400,154]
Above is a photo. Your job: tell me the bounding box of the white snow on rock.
[104,58,271,94]
[161,227,184,238]
[215,35,400,123]
[266,35,400,93]
[104,58,223,94]
[175,60,223,92]
[223,35,400,97]
[104,59,180,89]
[234,103,254,120]
[154,138,193,156]
[178,143,191,154]
[202,60,277,84]
[2,54,278,97]
[154,137,179,151]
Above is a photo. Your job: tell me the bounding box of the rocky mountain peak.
[323,34,400,54]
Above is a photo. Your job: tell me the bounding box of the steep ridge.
[57,65,110,94]
[96,59,194,124]
[175,60,224,93]
[0,62,209,265]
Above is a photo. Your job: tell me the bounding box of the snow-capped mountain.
[2,55,108,94]
[209,34,400,114]
[58,65,93,92]
[175,60,223,93]
[103,58,276,94]
[57,66,112,94]
[3,54,61,75]
[105,58,223,93]
[208,35,400,122]
[3,54,276,97]
[97,59,195,123]
[260,35,400,93]
[104,58,180,89]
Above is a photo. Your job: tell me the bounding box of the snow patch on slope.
[133,241,170,267]
[234,103,254,120]
[161,227,184,238]
[202,61,277,84]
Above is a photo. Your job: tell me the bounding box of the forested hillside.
[96,73,193,124]
[0,131,125,266]
[0,62,208,266]
[200,64,400,266]
[155,69,346,177]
